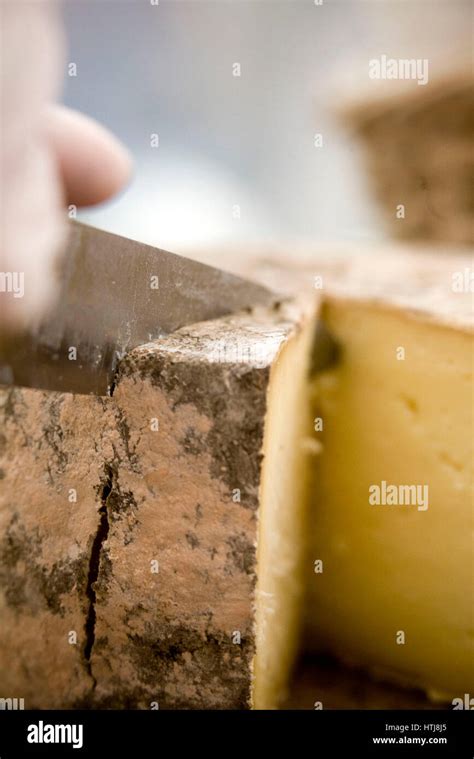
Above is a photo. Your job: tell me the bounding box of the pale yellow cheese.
[306,297,474,700]
[253,310,315,709]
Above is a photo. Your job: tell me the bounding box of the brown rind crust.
[0,390,116,707]
[0,304,301,709]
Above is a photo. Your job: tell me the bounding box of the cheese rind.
[0,389,117,707]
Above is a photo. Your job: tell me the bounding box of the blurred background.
[62,0,472,257]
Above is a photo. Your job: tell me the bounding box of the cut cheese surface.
[253,311,315,709]
[306,297,474,699]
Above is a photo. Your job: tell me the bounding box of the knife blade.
[0,222,276,396]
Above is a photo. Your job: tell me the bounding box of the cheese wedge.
[0,302,314,709]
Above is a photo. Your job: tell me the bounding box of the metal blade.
[0,222,276,396]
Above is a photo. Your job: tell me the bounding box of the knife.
[0,222,276,396]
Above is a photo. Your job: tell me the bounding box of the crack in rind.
[83,465,112,684]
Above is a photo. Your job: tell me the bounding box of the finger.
[45,105,133,207]
[0,2,66,329]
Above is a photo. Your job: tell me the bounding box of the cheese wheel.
[0,247,472,708]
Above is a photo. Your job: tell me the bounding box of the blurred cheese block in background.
[340,71,473,245]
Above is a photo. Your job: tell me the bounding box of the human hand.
[0,1,132,329]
